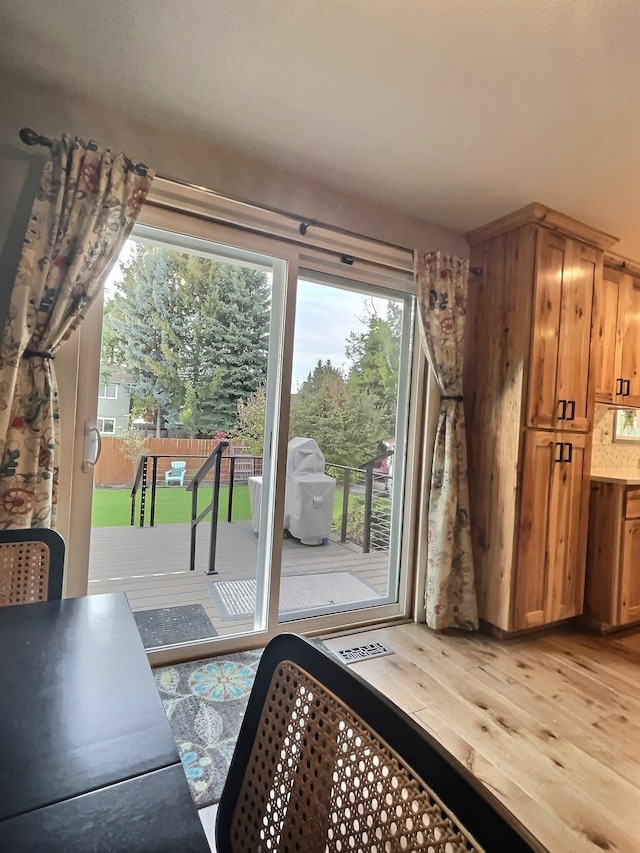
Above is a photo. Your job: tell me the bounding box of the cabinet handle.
[564,442,573,463]
[557,399,567,420]
[555,442,564,463]
[566,400,576,421]
[623,379,631,397]
[616,378,623,396]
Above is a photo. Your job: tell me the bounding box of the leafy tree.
[289,360,388,467]
[235,385,267,455]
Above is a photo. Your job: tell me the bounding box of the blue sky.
[292,280,380,388]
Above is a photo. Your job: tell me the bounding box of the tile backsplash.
[591,404,640,469]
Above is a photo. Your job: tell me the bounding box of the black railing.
[330,450,393,554]
[186,447,263,574]
[187,441,229,576]
[129,445,391,564]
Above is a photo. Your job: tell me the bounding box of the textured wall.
[0,70,468,331]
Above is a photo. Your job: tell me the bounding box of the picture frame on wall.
[613,408,640,442]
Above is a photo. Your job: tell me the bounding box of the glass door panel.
[87,224,289,648]
[277,271,413,624]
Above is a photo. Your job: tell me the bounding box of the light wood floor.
[88,522,389,637]
[319,622,640,853]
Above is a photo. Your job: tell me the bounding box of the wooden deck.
[88,521,389,638]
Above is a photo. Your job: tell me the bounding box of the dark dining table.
[0,593,209,851]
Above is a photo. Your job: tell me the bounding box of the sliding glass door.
[84,223,292,649]
[275,271,413,625]
[63,206,417,660]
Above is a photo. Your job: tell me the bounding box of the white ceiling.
[2,0,640,254]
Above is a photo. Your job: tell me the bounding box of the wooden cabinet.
[591,255,640,407]
[514,431,590,629]
[464,203,616,633]
[584,481,640,630]
[527,231,597,432]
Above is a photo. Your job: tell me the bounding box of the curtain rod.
[18,127,481,276]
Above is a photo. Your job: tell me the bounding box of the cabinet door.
[528,232,595,432]
[514,431,589,629]
[592,266,621,405]
[620,519,640,624]
[617,275,640,407]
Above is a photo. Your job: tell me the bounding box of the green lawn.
[92,484,252,528]
[92,481,361,529]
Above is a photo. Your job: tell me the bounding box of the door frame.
[58,199,426,663]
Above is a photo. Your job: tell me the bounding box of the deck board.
[88,522,389,637]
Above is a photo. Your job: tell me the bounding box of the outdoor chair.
[165,460,186,486]
[0,528,65,606]
[215,633,543,853]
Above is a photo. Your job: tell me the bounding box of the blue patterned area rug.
[153,650,262,808]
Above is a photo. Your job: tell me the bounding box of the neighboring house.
[97,367,132,436]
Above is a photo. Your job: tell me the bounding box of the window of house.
[99,383,118,399]
[97,417,116,434]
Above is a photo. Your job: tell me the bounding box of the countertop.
[590,468,640,485]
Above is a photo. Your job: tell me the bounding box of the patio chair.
[0,528,65,606]
[165,460,186,486]
[215,633,543,853]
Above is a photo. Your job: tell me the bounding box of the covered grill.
[284,438,336,545]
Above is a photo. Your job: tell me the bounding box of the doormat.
[153,650,262,808]
[207,571,383,622]
[133,603,217,649]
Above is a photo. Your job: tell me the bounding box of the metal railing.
[187,447,263,574]
[129,445,392,569]
[331,449,393,554]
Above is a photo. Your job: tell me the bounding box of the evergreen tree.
[345,300,403,436]
[108,245,183,434]
[199,264,271,433]
[106,244,270,436]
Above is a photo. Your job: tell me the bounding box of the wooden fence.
[93,437,260,488]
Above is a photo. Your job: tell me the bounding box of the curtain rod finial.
[19,127,40,145]
[19,127,52,147]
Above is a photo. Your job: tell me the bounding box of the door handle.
[555,442,564,463]
[557,399,567,420]
[616,378,624,396]
[566,400,576,421]
[623,379,631,397]
[82,425,102,474]
[564,442,573,463]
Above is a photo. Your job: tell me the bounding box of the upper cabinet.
[591,254,640,407]
[527,231,599,433]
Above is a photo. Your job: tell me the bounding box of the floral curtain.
[415,251,478,631]
[0,135,153,528]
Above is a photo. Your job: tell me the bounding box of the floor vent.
[333,641,393,664]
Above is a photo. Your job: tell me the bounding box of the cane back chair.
[0,528,65,606]
[215,633,544,853]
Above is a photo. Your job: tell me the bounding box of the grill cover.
[284,438,336,545]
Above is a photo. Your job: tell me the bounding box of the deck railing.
[186,446,263,575]
[129,445,392,573]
